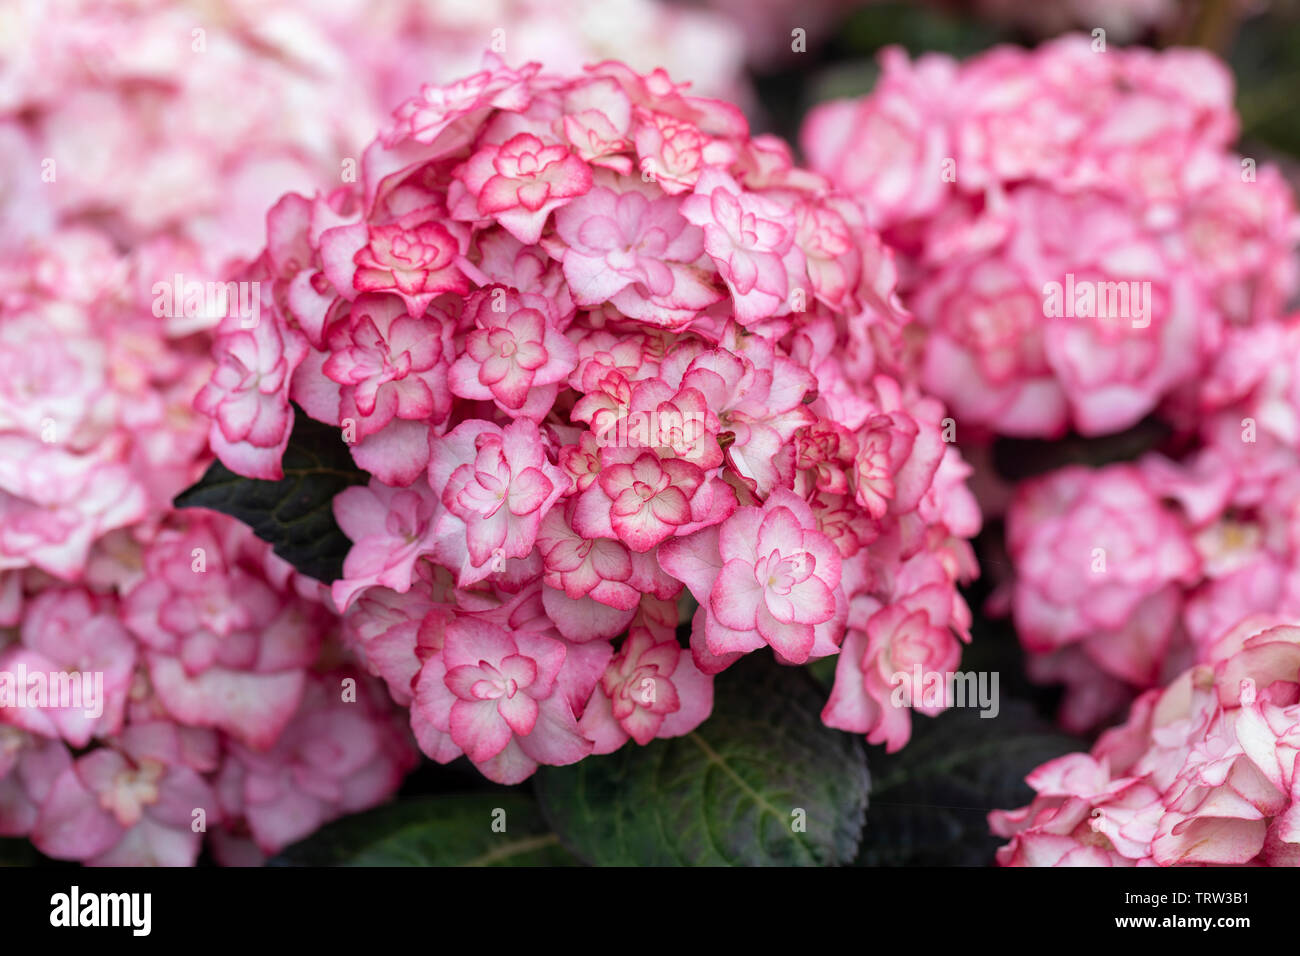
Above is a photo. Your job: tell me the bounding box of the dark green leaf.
[536,654,869,866]
[272,793,578,866]
[174,406,367,582]
[857,701,1081,867]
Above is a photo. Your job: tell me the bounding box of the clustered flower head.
[802,35,1298,440]
[0,0,387,267]
[21,0,1297,872]
[1,0,749,270]
[991,618,1300,866]
[0,231,205,597]
[0,0,760,868]
[0,2,531,864]
[341,0,749,114]
[997,311,1300,731]
[197,55,981,783]
[0,232,416,866]
[802,32,1300,749]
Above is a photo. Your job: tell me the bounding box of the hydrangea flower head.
[992,620,1300,866]
[803,36,1297,439]
[199,55,981,782]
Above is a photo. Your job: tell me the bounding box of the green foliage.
[856,701,1081,866]
[174,406,366,582]
[537,655,869,866]
[273,793,578,867]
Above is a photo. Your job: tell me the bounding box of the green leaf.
[173,406,367,582]
[856,700,1081,867]
[536,654,869,866]
[272,793,579,866]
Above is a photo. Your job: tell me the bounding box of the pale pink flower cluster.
[802,35,1298,440]
[0,0,517,863]
[0,0,384,268]
[991,619,1300,866]
[0,232,206,587]
[1001,460,1198,731]
[0,0,748,272]
[197,57,981,782]
[0,235,416,866]
[0,0,759,866]
[338,0,749,112]
[999,313,1300,731]
[802,34,1300,750]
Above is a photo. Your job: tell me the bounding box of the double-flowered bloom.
[0,236,416,866]
[993,310,1300,733]
[803,36,1297,440]
[199,56,981,782]
[992,620,1300,866]
[0,0,761,866]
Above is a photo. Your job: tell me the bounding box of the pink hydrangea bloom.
[660,488,846,668]
[0,589,135,747]
[210,670,416,865]
[1006,463,1199,684]
[580,617,714,752]
[1000,313,1300,731]
[194,301,308,482]
[0,218,419,866]
[352,213,471,314]
[0,728,72,838]
[31,743,216,867]
[803,36,1297,439]
[823,571,966,752]
[992,621,1300,866]
[0,0,748,264]
[14,2,803,866]
[194,56,981,783]
[454,133,595,244]
[121,514,330,750]
[323,293,454,441]
[554,183,722,327]
[448,286,577,415]
[411,616,605,784]
[0,236,419,862]
[429,419,568,586]
[356,0,749,119]
[0,0,390,266]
